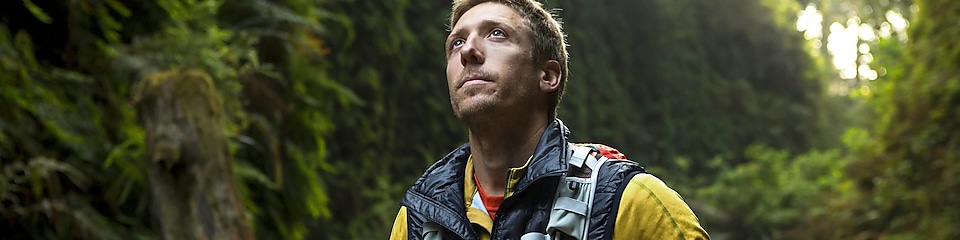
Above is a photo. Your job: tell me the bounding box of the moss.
[133,68,222,118]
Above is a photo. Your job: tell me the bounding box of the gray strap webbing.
[554,197,589,216]
[543,143,608,240]
[569,145,591,167]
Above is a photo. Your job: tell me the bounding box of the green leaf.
[233,162,278,190]
[104,0,131,17]
[22,0,52,24]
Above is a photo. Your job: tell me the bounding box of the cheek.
[446,59,461,86]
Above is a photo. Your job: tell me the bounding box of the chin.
[453,103,497,125]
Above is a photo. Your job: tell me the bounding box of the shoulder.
[389,207,408,240]
[613,174,710,240]
[619,174,687,215]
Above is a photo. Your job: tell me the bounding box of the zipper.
[490,136,572,237]
[497,140,569,212]
[490,171,564,237]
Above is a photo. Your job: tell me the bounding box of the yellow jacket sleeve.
[389,207,408,240]
[613,174,709,240]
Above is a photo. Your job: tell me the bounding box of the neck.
[468,115,551,196]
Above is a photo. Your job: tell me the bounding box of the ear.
[539,60,561,93]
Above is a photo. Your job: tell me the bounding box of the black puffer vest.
[400,119,646,240]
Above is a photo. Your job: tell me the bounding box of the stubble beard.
[452,91,499,126]
[450,67,499,125]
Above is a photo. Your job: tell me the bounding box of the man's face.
[446,2,541,122]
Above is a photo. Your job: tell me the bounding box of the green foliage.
[0,23,152,239]
[2,0,343,238]
[836,0,960,238]
[1,157,113,239]
[289,1,462,238]
[0,27,102,160]
[694,145,850,239]
[553,0,832,175]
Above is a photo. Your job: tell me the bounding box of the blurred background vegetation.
[0,0,956,239]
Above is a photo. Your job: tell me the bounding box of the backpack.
[521,143,631,240]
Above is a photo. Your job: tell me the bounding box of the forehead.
[452,2,524,31]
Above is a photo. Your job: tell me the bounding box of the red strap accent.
[474,174,504,220]
[573,143,628,159]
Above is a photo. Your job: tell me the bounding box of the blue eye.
[491,29,505,37]
[452,39,465,48]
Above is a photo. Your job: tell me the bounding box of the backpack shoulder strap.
[529,144,607,239]
[525,143,644,240]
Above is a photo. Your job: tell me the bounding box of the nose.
[459,36,484,66]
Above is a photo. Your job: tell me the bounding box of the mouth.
[460,79,491,88]
[458,73,493,89]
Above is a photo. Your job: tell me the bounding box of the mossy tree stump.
[133,69,254,240]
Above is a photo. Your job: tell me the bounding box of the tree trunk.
[133,69,255,240]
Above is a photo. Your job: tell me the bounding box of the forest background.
[1,0,957,239]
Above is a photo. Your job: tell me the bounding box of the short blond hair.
[450,0,569,118]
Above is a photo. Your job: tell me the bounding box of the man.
[390,0,709,239]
